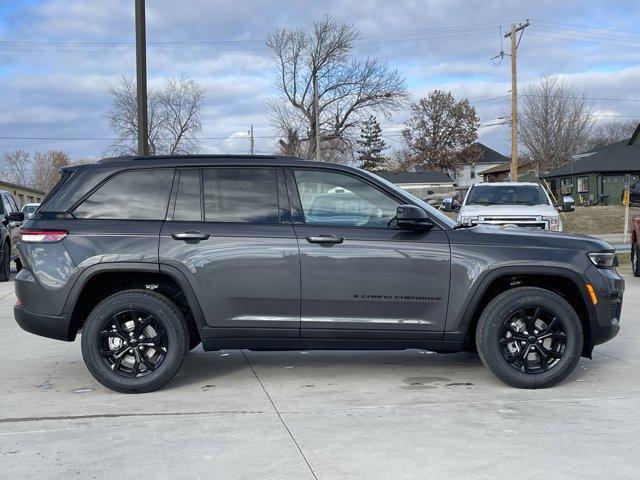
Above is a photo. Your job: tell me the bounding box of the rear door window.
[202,168,279,224]
[74,169,174,220]
[173,169,202,221]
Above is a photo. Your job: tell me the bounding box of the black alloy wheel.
[81,289,188,393]
[99,310,168,377]
[499,307,567,374]
[476,287,583,389]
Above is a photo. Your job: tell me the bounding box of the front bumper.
[14,305,75,341]
[584,265,624,347]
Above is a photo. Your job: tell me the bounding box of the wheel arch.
[64,262,206,340]
[445,266,596,356]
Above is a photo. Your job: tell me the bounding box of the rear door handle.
[171,231,210,243]
[305,235,344,245]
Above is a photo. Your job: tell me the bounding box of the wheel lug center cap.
[528,336,537,343]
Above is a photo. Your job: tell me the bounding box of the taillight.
[20,228,68,243]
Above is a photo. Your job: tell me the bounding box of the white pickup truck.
[457,182,571,231]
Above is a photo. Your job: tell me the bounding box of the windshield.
[22,205,38,214]
[366,171,458,228]
[465,185,550,206]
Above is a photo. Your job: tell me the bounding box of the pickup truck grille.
[474,216,549,230]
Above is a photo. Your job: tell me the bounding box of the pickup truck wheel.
[632,243,639,277]
[0,242,10,282]
[81,289,189,393]
[476,287,583,389]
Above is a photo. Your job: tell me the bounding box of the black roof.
[541,140,640,178]
[375,170,454,184]
[474,143,510,164]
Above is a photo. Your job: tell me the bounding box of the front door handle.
[305,235,344,245]
[171,231,210,243]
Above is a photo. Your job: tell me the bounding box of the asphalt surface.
[1,272,638,479]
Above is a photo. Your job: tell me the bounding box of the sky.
[0,0,639,160]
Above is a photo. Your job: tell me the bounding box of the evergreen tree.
[357,115,387,171]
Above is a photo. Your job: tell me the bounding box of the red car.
[632,214,640,277]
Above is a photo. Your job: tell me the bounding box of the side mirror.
[7,211,24,223]
[396,205,434,231]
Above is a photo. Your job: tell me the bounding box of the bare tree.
[107,76,205,156]
[1,149,31,186]
[401,90,480,171]
[587,119,639,149]
[32,150,71,192]
[267,16,407,160]
[519,76,593,171]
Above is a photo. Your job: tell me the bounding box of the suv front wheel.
[81,289,189,393]
[476,287,583,389]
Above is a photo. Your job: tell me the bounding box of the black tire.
[476,287,583,389]
[14,257,22,273]
[81,289,189,393]
[0,242,10,282]
[632,242,640,277]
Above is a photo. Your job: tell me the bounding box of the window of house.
[74,169,174,220]
[203,168,279,224]
[560,178,572,194]
[293,169,399,228]
[577,176,589,193]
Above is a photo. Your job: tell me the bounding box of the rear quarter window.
[73,169,175,220]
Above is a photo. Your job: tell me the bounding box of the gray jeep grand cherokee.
[14,155,624,393]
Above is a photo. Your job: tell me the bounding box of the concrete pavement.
[1,273,639,479]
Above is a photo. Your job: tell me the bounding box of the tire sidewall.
[477,288,583,389]
[633,243,639,277]
[81,290,188,393]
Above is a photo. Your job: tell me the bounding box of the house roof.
[481,159,535,175]
[376,170,454,184]
[473,143,510,164]
[0,180,45,195]
[629,122,640,145]
[541,140,640,178]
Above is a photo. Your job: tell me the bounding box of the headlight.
[459,216,478,224]
[588,252,617,268]
[544,216,561,231]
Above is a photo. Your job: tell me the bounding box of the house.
[481,159,537,182]
[450,143,510,188]
[0,181,45,208]
[540,123,640,205]
[376,170,455,198]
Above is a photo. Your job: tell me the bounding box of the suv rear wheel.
[476,287,583,389]
[81,289,189,393]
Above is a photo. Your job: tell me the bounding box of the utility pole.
[135,0,149,156]
[248,125,255,155]
[312,71,321,161]
[504,21,529,181]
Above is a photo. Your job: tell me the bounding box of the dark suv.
[14,155,624,393]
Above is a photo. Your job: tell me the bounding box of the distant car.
[0,190,25,280]
[457,182,571,231]
[21,203,40,219]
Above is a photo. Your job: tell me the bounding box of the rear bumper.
[14,305,75,341]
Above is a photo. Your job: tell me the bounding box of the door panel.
[159,167,300,336]
[295,225,450,336]
[287,168,451,338]
[159,223,300,333]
